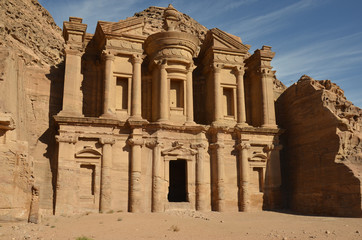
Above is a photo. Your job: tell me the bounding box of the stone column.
[58,49,83,117]
[235,66,248,126]
[210,133,225,212]
[130,54,143,120]
[260,68,277,128]
[127,129,144,212]
[158,60,169,122]
[213,64,223,122]
[186,63,195,124]
[146,140,164,212]
[101,52,116,118]
[99,137,115,213]
[55,135,78,215]
[237,142,251,212]
[191,143,208,211]
[263,144,282,209]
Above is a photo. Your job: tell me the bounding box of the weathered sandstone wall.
[0,0,64,221]
[277,75,362,217]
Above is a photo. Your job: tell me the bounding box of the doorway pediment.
[161,142,197,156]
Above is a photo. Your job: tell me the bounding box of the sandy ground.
[0,210,361,240]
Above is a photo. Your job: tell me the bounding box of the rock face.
[0,0,64,66]
[0,0,64,221]
[133,6,208,42]
[277,75,362,217]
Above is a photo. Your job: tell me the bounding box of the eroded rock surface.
[277,75,362,217]
[0,0,64,66]
[0,0,64,221]
[134,6,208,42]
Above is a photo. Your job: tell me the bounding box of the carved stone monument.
[53,4,282,214]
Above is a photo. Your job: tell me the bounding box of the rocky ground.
[0,210,361,240]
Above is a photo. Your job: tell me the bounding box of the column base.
[100,112,117,119]
[184,121,196,126]
[236,122,250,128]
[57,110,83,118]
[127,117,149,126]
[261,124,278,129]
[157,118,169,123]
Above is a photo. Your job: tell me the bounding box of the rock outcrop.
[0,0,64,221]
[277,75,362,217]
[0,0,64,66]
[133,6,208,42]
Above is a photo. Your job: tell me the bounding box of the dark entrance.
[168,159,188,202]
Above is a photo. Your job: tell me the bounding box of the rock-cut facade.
[54,4,283,215]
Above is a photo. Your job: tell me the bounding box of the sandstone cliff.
[0,0,64,221]
[134,6,208,42]
[277,75,362,217]
[0,0,64,66]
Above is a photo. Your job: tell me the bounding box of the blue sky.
[39,0,362,107]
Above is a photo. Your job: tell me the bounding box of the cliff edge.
[277,75,362,217]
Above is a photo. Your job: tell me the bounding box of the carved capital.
[258,67,275,78]
[263,144,275,153]
[190,143,206,150]
[238,142,251,150]
[209,142,224,149]
[127,138,144,146]
[187,62,196,72]
[56,135,77,144]
[99,137,115,145]
[234,65,245,76]
[146,140,164,149]
[102,50,115,61]
[211,63,223,73]
[155,59,167,69]
[64,47,84,57]
[132,54,144,64]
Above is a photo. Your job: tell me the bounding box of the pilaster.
[210,134,225,212]
[237,141,251,212]
[58,17,87,117]
[101,51,116,118]
[158,60,169,122]
[146,140,164,212]
[235,66,248,127]
[129,54,144,120]
[127,129,144,212]
[212,63,223,123]
[99,137,115,212]
[186,63,196,124]
[263,144,283,209]
[55,135,78,215]
[259,68,277,128]
[191,143,208,211]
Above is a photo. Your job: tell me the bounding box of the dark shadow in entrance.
[168,160,187,202]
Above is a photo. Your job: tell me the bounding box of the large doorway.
[168,160,188,202]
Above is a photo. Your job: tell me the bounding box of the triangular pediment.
[97,17,144,37]
[209,28,250,52]
[111,17,145,35]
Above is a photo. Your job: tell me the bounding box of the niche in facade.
[251,167,264,193]
[223,87,235,117]
[79,164,96,198]
[170,80,184,109]
[116,77,129,111]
